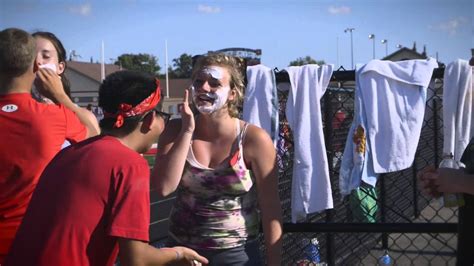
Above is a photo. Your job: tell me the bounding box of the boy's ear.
[33,59,39,73]
[140,112,154,133]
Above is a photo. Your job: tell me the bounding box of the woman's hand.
[34,67,68,104]
[180,89,195,134]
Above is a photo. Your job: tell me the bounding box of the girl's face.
[191,65,234,114]
[35,36,65,75]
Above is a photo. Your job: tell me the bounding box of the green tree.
[170,53,193,78]
[115,53,161,75]
[289,56,325,66]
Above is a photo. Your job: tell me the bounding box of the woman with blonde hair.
[153,54,282,265]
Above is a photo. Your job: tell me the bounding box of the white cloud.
[68,3,91,16]
[328,5,351,15]
[197,4,221,14]
[429,17,468,35]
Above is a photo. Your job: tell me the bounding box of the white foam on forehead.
[201,66,224,80]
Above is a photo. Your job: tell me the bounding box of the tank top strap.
[238,121,250,148]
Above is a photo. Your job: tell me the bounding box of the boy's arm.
[118,238,208,265]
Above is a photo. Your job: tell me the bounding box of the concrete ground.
[360,200,458,266]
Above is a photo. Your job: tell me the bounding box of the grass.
[143,155,155,169]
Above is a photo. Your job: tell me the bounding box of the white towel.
[285,64,334,222]
[443,59,474,162]
[243,65,279,145]
[358,58,438,173]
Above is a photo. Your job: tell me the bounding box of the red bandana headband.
[104,79,161,128]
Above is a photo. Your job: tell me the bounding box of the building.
[65,61,122,107]
[208,47,262,66]
[158,79,191,117]
[382,42,428,61]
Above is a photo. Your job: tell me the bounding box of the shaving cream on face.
[33,63,58,104]
[201,66,223,80]
[191,84,231,114]
[38,63,57,73]
[191,66,231,114]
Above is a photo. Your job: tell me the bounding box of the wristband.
[160,247,182,260]
[172,248,182,260]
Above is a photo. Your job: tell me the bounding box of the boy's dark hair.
[0,28,36,77]
[32,31,71,98]
[99,70,161,135]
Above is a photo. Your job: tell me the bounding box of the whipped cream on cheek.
[191,85,230,114]
[191,85,231,114]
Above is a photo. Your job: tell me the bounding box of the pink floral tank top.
[168,120,259,250]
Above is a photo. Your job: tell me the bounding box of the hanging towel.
[285,64,334,222]
[442,59,474,163]
[243,65,279,146]
[340,58,438,197]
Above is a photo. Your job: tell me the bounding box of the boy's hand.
[172,246,208,265]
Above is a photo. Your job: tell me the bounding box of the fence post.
[433,99,440,166]
[412,159,419,218]
[380,173,388,250]
[323,91,335,265]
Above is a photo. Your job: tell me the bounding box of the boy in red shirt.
[0,28,99,263]
[5,70,208,265]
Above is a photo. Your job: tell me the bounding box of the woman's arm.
[36,68,100,137]
[151,90,194,197]
[244,125,283,265]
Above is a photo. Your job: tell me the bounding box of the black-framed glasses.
[154,108,171,126]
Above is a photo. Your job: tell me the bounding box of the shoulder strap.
[239,122,250,147]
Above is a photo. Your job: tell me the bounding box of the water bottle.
[298,238,327,265]
[304,238,321,263]
[378,250,393,266]
[438,153,465,207]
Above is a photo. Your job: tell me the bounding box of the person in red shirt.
[5,70,209,266]
[0,28,99,263]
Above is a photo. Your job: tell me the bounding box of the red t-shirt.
[0,93,87,261]
[5,136,150,266]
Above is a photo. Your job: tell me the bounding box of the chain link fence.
[274,68,458,265]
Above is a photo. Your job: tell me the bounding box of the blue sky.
[1,0,472,72]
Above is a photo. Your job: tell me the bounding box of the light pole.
[381,39,388,56]
[344,27,355,69]
[368,34,375,59]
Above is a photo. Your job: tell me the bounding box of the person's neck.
[111,131,150,154]
[0,75,34,95]
[196,111,236,138]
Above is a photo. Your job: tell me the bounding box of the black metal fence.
[149,68,459,265]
